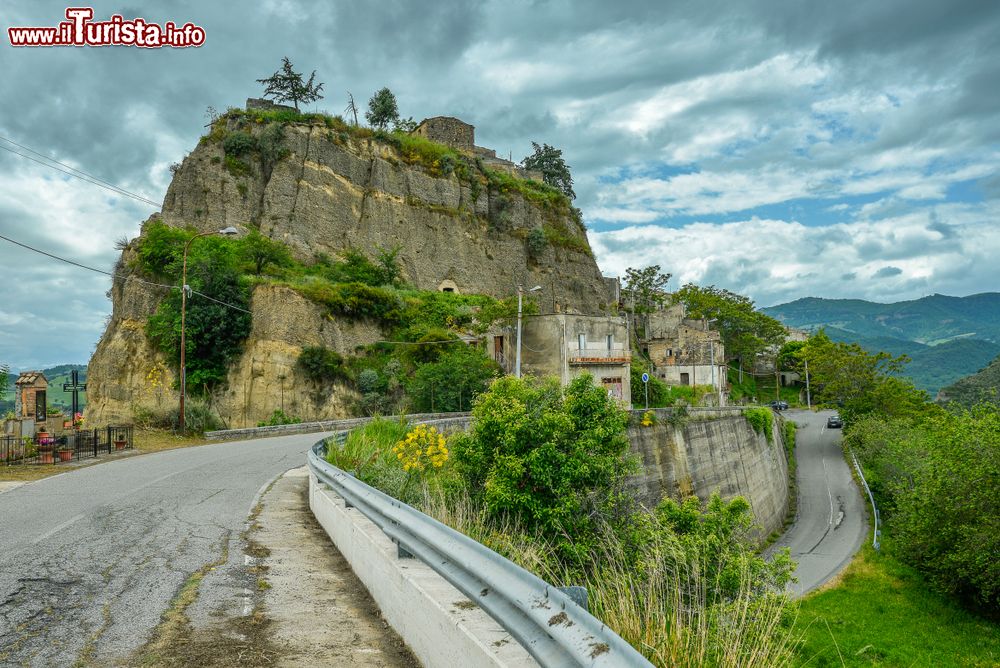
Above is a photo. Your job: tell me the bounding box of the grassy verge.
[796,544,1000,667]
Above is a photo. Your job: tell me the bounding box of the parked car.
[767,400,789,411]
[827,415,843,428]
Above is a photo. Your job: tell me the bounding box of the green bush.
[526,227,547,259]
[257,409,301,427]
[656,493,794,600]
[222,131,257,156]
[408,346,500,413]
[297,346,350,384]
[630,363,671,407]
[147,254,252,394]
[224,155,251,177]
[135,221,190,276]
[849,407,1000,610]
[257,122,288,168]
[356,368,382,394]
[452,375,634,563]
[293,279,401,323]
[745,406,774,442]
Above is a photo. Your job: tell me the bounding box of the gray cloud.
[2,0,999,365]
[873,266,903,278]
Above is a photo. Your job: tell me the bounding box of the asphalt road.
[768,409,869,597]
[0,432,329,667]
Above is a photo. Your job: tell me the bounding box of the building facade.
[640,305,727,398]
[491,314,631,406]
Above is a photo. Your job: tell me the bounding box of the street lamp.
[514,285,542,379]
[705,318,720,405]
[179,226,239,432]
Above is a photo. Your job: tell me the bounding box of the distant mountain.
[2,364,88,413]
[764,293,1000,344]
[938,355,1000,407]
[765,294,1000,395]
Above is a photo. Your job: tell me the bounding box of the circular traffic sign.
[641,372,649,383]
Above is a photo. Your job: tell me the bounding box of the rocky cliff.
[162,114,607,307]
[86,111,611,427]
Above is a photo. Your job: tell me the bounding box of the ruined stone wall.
[412,116,474,150]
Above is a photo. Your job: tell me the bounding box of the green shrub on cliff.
[744,406,773,442]
[298,346,350,384]
[146,253,251,394]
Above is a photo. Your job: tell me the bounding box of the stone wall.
[412,116,475,150]
[246,97,296,113]
[626,408,789,539]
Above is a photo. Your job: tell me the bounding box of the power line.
[0,137,161,208]
[0,231,252,315]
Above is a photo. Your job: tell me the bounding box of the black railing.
[1,425,134,466]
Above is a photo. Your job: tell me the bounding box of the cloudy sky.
[2,0,999,368]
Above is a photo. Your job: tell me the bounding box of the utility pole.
[514,285,541,378]
[179,226,239,433]
[805,357,811,409]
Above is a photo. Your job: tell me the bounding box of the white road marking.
[33,513,85,544]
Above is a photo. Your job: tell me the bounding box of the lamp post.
[705,318,719,405]
[179,226,238,433]
[514,285,542,379]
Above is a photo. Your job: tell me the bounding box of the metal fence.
[1,425,134,466]
[308,432,653,668]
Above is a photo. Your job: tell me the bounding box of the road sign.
[641,372,649,383]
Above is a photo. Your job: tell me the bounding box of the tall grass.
[421,487,798,666]
[331,420,799,666]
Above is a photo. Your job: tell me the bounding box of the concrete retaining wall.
[627,409,789,538]
[309,472,538,668]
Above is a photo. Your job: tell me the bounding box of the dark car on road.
[767,400,789,411]
[827,415,843,428]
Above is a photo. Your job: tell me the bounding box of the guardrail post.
[557,586,588,612]
[396,539,413,559]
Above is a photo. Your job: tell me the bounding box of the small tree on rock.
[256,57,324,111]
[366,87,399,130]
[240,229,292,275]
[522,142,575,199]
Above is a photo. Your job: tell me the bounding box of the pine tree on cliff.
[366,87,399,130]
[256,57,324,111]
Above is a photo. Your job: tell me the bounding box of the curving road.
[768,409,869,597]
[0,432,331,666]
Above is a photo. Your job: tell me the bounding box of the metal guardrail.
[850,451,881,550]
[308,433,653,668]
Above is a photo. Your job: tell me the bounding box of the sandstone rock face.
[87,117,610,427]
[161,120,608,311]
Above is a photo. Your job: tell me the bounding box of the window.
[578,333,586,350]
[606,334,613,350]
[680,372,690,385]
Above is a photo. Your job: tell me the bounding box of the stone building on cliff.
[490,314,632,407]
[640,304,727,400]
[411,115,544,181]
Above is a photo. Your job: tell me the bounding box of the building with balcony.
[490,313,631,406]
